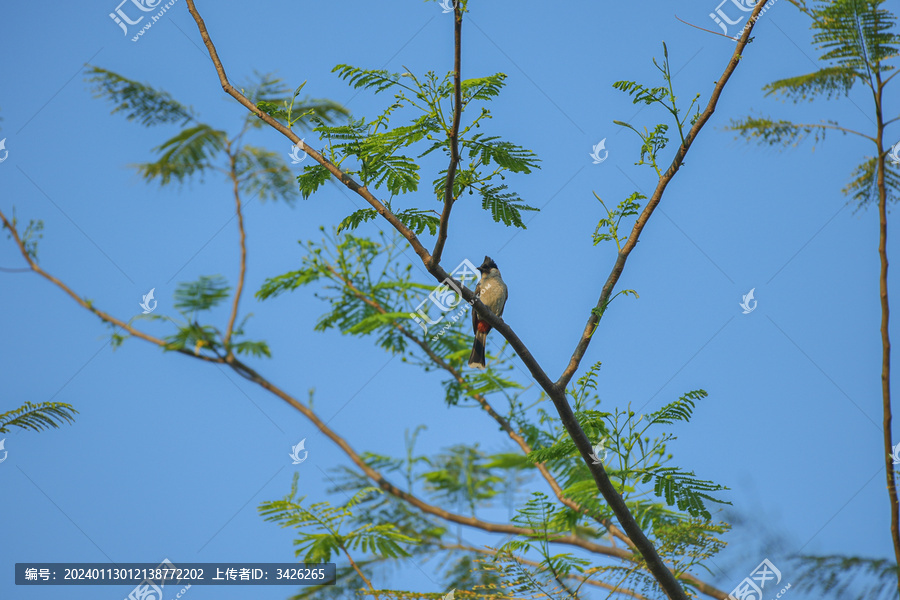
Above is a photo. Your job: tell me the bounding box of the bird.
[468,256,508,369]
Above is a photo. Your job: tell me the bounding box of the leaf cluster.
[0,402,78,434]
[305,65,539,229]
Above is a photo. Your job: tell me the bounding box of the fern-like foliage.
[89,67,341,204]
[727,115,836,147]
[844,157,900,208]
[137,124,228,186]
[422,444,504,516]
[815,0,899,77]
[0,402,78,434]
[235,145,298,203]
[246,71,349,131]
[86,65,195,126]
[763,65,858,101]
[324,64,539,229]
[259,473,417,563]
[727,0,900,208]
[790,554,899,600]
[612,43,701,163]
[593,192,643,251]
[173,275,231,313]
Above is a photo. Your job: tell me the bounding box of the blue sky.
[0,0,897,598]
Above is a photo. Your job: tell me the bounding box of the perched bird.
[468,256,508,369]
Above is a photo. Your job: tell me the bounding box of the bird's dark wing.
[471,280,481,333]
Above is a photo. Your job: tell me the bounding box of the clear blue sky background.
[1,0,896,599]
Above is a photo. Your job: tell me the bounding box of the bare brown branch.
[557,5,767,392]
[874,68,900,594]
[431,2,464,268]
[223,146,247,351]
[0,208,224,365]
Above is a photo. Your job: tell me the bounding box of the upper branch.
[556,10,766,391]
[431,3,464,267]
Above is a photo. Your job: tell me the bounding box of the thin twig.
[557,5,766,390]
[441,543,649,599]
[0,209,224,365]
[431,2,464,267]
[341,546,379,600]
[223,146,247,351]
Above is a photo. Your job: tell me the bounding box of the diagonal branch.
[0,208,224,365]
[544,6,768,599]
[557,4,766,392]
[431,2,464,268]
[183,0,433,268]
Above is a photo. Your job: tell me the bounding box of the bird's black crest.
[478,256,498,272]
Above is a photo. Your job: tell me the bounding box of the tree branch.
[181,3,756,597]
[183,0,433,268]
[341,545,379,600]
[545,6,768,599]
[223,145,247,351]
[748,120,874,141]
[557,5,766,392]
[431,2,464,268]
[0,208,225,365]
[874,67,900,597]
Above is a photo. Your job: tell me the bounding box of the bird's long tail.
[468,331,487,369]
